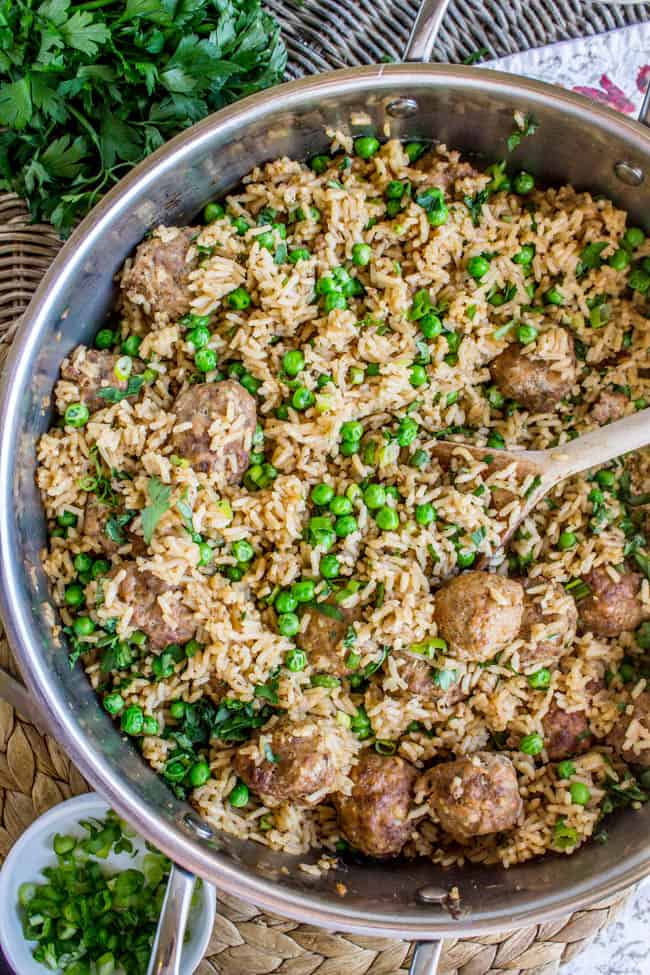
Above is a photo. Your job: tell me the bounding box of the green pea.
[608,248,630,271]
[363,483,386,509]
[351,242,372,267]
[513,171,535,194]
[330,496,352,516]
[544,286,564,305]
[316,275,337,295]
[520,732,544,756]
[240,372,261,396]
[291,386,315,411]
[319,554,340,579]
[142,715,159,736]
[231,216,249,236]
[354,136,380,159]
[275,590,298,614]
[527,668,551,689]
[73,616,95,637]
[121,335,141,357]
[225,565,245,582]
[375,506,399,531]
[623,226,645,249]
[595,469,616,489]
[195,542,211,568]
[415,502,436,526]
[385,199,402,218]
[456,550,476,568]
[64,583,84,607]
[629,268,650,293]
[517,324,538,344]
[405,142,426,163]
[228,780,249,807]
[335,515,358,537]
[256,231,274,250]
[467,255,490,279]
[189,760,211,787]
[91,558,110,579]
[95,328,115,350]
[281,349,305,378]
[396,416,418,447]
[419,313,442,338]
[169,700,185,719]
[341,420,363,442]
[232,539,254,563]
[278,612,300,637]
[291,579,315,603]
[228,286,251,310]
[323,292,347,313]
[203,202,225,222]
[427,203,448,227]
[73,552,93,574]
[409,364,428,388]
[569,782,590,806]
[310,154,330,174]
[57,509,78,528]
[289,248,310,264]
[121,705,144,736]
[195,348,217,372]
[558,531,577,550]
[187,326,210,350]
[619,661,636,683]
[64,403,89,428]
[103,693,124,716]
[285,648,307,672]
[512,244,535,265]
[557,760,575,779]
[311,483,335,506]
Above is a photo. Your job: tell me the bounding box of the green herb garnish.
[141,476,171,544]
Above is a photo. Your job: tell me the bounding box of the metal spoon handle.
[146,864,196,975]
[409,940,442,975]
[543,405,650,484]
[403,0,453,62]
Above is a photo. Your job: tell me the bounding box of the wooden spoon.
[431,406,650,549]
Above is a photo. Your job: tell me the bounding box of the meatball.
[578,566,645,637]
[111,563,195,651]
[297,602,364,677]
[489,331,577,413]
[413,152,482,193]
[542,704,592,760]
[396,653,466,706]
[334,753,416,857]
[233,719,337,804]
[422,753,522,843]
[607,691,650,769]
[83,497,144,556]
[518,582,577,668]
[120,226,199,322]
[434,571,524,662]
[170,380,257,480]
[60,349,143,413]
[592,389,628,426]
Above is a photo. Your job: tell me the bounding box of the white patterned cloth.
[488,22,650,974]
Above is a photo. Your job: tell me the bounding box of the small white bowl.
[0,793,216,975]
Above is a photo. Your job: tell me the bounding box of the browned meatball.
[592,390,628,426]
[111,563,195,651]
[518,582,577,668]
[396,653,466,706]
[233,719,336,804]
[61,349,143,413]
[489,333,576,413]
[334,753,416,857]
[83,497,144,556]
[422,753,522,843]
[413,153,481,194]
[170,380,257,480]
[434,571,524,662]
[297,602,364,677]
[542,704,592,760]
[607,691,650,769]
[578,566,645,637]
[120,226,199,322]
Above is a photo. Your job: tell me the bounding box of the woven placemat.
[0,3,647,970]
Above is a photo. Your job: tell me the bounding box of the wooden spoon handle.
[543,406,650,483]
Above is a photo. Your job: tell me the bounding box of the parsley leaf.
[97,374,145,403]
[507,112,539,152]
[141,476,171,544]
[464,189,489,226]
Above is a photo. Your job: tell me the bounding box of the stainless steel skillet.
[1,1,650,973]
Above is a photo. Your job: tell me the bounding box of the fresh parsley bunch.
[0,0,287,234]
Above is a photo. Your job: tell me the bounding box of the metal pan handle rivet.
[183,812,214,839]
[614,161,644,186]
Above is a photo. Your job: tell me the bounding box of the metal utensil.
[434,405,650,549]
[3,0,650,972]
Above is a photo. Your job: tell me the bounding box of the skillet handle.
[409,940,443,975]
[403,0,452,63]
[146,864,196,975]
